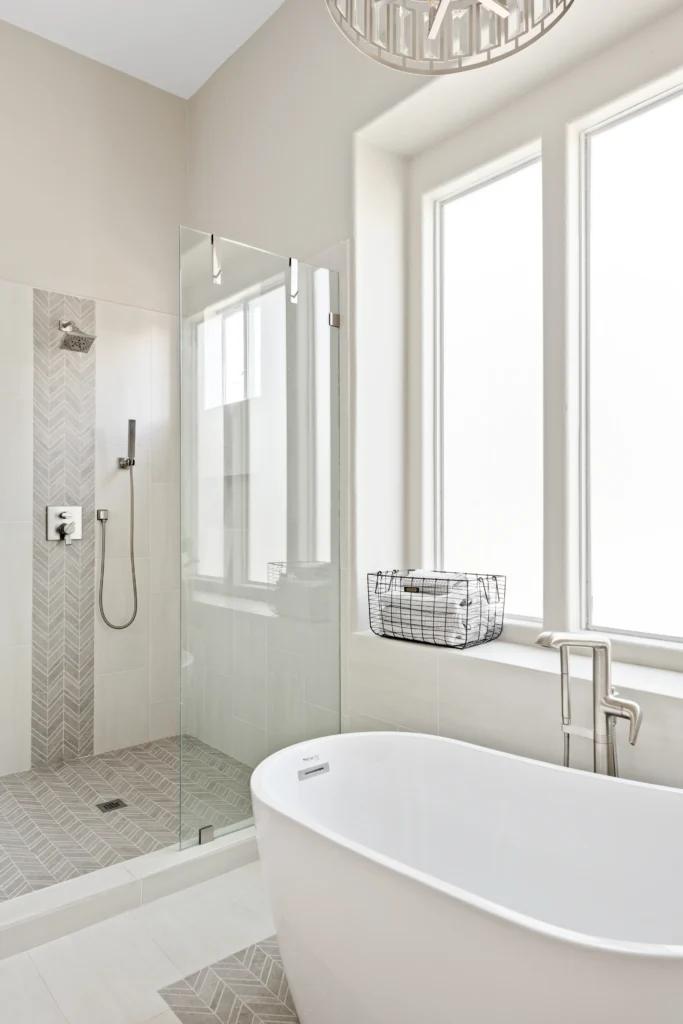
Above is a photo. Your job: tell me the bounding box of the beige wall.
[186,0,421,258]
[0,19,186,315]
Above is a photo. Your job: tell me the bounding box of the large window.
[438,159,544,620]
[585,91,683,640]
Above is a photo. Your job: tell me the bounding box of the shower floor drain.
[96,798,127,813]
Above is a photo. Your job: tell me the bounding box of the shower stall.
[178,230,342,845]
[0,229,340,904]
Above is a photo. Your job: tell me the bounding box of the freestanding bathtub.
[251,731,683,1023]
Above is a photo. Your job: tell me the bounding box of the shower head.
[59,319,96,353]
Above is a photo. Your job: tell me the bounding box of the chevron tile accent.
[32,291,96,766]
[0,736,252,902]
[159,937,298,1024]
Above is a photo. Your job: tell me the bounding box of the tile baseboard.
[0,827,257,960]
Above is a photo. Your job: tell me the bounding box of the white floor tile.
[131,872,275,976]
[0,952,67,1023]
[143,1014,180,1024]
[218,860,272,917]
[28,913,179,1024]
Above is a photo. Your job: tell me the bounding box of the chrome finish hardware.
[289,258,299,304]
[211,234,222,285]
[329,312,341,328]
[198,825,215,845]
[46,506,83,545]
[536,631,643,777]
[119,419,136,468]
[298,761,330,781]
[97,509,109,521]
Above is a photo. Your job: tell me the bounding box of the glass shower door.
[179,230,340,847]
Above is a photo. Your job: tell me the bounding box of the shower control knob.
[59,521,76,537]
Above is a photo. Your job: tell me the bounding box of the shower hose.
[98,465,138,629]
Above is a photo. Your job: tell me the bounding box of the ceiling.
[0,0,287,98]
[363,0,683,155]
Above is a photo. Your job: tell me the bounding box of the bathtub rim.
[251,730,683,961]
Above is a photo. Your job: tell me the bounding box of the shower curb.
[0,828,258,960]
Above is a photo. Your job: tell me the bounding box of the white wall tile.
[232,612,266,729]
[150,482,180,593]
[0,645,31,775]
[305,620,340,712]
[305,702,339,740]
[437,654,562,764]
[95,557,150,675]
[347,711,398,732]
[95,442,151,559]
[94,669,151,753]
[200,671,233,756]
[0,398,32,521]
[150,699,180,741]
[231,718,267,769]
[0,523,32,648]
[349,633,438,733]
[151,591,180,702]
[266,648,306,754]
[0,281,33,401]
[95,301,151,450]
[150,314,179,485]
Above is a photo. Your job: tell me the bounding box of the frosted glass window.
[197,318,225,577]
[587,93,683,638]
[441,160,543,619]
[223,309,245,405]
[247,286,287,583]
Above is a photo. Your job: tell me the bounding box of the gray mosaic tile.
[32,291,96,766]
[159,938,298,1024]
[0,736,253,902]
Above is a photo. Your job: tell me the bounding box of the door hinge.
[329,312,341,328]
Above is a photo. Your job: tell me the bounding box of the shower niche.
[179,230,342,846]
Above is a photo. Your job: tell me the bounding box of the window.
[438,159,544,620]
[585,91,683,640]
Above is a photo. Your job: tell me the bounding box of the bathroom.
[0,0,683,1021]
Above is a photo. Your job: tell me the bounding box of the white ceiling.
[363,0,683,155]
[0,0,287,98]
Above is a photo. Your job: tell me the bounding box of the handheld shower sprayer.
[98,419,138,630]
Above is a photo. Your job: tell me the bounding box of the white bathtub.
[251,731,683,1024]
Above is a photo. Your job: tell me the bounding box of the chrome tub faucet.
[536,632,642,777]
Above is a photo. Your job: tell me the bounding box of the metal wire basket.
[368,570,506,649]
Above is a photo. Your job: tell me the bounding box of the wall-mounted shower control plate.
[46,506,83,542]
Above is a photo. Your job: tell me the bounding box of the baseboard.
[0,827,258,959]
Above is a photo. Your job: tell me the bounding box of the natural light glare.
[441,160,543,619]
[223,308,245,405]
[588,93,683,638]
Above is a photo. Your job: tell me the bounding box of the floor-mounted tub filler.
[252,731,683,1024]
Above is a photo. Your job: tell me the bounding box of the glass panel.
[440,161,543,619]
[587,93,683,638]
[351,0,367,34]
[180,229,341,847]
[450,9,471,57]
[372,2,389,47]
[533,0,551,23]
[394,4,416,58]
[420,10,442,61]
[478,7,500,50]
[506,0,527,39]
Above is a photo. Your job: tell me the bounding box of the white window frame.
[416,74,683,671]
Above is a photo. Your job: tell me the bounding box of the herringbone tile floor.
[159,937,298,1024]
[0,736,253,901]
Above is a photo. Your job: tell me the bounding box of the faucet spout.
[535,630,643,776]
[602,692,643,746]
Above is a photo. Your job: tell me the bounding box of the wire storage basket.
[368,570,506,650]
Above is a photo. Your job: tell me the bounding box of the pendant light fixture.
[326,0,576,75]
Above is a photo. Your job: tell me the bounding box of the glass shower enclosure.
[179,229,341,846]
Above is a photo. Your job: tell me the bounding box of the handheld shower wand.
[98,420,138,630]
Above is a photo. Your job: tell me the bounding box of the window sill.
[353,630,683,701]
